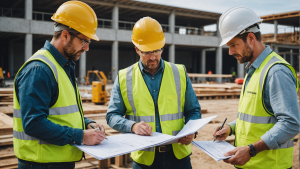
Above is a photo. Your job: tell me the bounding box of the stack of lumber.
[193,83,242,100]
[0,89,13,106]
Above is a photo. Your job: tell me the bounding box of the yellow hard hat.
[51,1,99,41]
[132,17,165,51]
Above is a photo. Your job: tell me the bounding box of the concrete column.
[216,47,222,83]
[9,41,14,77]
[169,10,175,33]
[200,49,206,82]
[273,45,278,53]
[111,3,119,81]
[216,21,222,83]
[169,44,175,63]
[25,0,32,61]
[274,20,278,41]
[237,62,245,78]
[112,41,118,81]
[168,10,175,63]
[290,49,293,68]
[112,3,118,30]
[25,0,32,20]
[25,34,32,60]
[79,51,86,84]
[201,49,206,74]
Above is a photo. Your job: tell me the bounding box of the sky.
[135,0,300,34]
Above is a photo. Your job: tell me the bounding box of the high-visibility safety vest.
[119,61,192,166]
[235,52,299,169]
[13,49,85,163]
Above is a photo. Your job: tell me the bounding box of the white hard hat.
[219,6,263,46]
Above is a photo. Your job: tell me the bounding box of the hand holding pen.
[213,118,230,142]
[90,124,108,140]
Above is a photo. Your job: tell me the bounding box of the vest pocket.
[167,95,178,114]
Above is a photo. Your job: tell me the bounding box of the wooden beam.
[261,11,300,21]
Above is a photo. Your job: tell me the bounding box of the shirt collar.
[42,40,71,68]
[138,58,164,75]
[245,45,273,72]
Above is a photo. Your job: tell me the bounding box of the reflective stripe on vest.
[30,54,59,82]
[13,105,79,118]
[238,112,277,124]
[126,63,183,122]
[259,56,280,91]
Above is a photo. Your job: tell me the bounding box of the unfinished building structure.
[0,0,242,84]
[261,11,300,72]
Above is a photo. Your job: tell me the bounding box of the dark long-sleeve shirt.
[15,41,94,146]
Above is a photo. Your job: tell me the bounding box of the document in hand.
[192,140,235,161]
[75,115,217,160]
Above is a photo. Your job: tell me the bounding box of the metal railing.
[0,7,24,18]
[0,8,219,36]
[32,11,53,21]
[98,18,112,29]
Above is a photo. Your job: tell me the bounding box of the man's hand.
[212,124,231,141]
[223,146,251,166]
[82,124,106,145]
[87,123,106,133]
[178,134,194,145]
[132,121,152,136]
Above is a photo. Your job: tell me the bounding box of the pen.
[213,118,227,142]
[90,124,108,140]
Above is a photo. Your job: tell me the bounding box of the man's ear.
[61,30,70,42]
[135,47,140,55]
[247,32,255,44]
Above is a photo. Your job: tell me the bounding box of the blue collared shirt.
[15,41,94,146]
[106,59,201,133]
[228,46,300,149]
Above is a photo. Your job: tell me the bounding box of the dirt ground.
[1,99,299,169]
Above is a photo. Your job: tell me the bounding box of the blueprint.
[192,140,235,161]
[75,115,217,160]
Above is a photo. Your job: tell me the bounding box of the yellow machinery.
[0,67,6,87]
[84,70,107,104]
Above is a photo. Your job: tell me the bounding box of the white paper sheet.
[75,115,217,160]
[192,140,235,161]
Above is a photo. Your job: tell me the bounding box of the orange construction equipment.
[235,78,244,84]
[84,70,107,104]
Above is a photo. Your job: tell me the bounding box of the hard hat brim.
[132,38,166,51]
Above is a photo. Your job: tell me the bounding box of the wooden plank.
[0,126,13,135]
[0,88,13,94]
[0,154,15,160]
[0,102,14,106]
[0,94,13,97]
[0,137,13,146]
[0,107,13,115]
[98,158,111,169]
[0,113,13,126]
[115,155,123,167]
[196,93,240,97]
[192,84,242,89]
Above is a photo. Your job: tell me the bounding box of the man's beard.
[63,39,84,61]
[233,43,253,64]
[143,59,160,70]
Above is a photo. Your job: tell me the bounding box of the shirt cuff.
[261,133,277,149]
[125,120,136,133]
[71,128,83,145]
[84,118,96,129]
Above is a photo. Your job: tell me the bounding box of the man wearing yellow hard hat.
[106,17,201,169]
[14,1,106,168]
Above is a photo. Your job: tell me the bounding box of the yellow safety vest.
[235,52,298,169]
[13,49,85,163]
[118,61,192,166]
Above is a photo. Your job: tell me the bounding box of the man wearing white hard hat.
[212,6,299,169]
